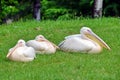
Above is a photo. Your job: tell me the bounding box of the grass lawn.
[0,18,120,80]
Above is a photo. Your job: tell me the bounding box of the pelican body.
[6,39,36,62]
[58,27,111,54]
[26,35,59,54]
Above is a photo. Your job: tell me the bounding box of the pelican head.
[17,39,26,47]
[80,27,111,50]
[35,35,46,41]
[6,39,26,58]
[80,27,92,34]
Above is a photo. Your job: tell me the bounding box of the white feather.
[6,39,36,62]
[26,35,58,54]
[58,27,110,54]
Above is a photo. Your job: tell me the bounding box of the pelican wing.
[26,40,45,51]
[65,34,81,39]
[23,47,36,58]
[59,37,92,53]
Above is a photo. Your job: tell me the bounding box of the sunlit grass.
[0,18,120,80]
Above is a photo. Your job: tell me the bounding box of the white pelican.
[6,39,36,62]
[58,27,111,54]
[26,35,59,54]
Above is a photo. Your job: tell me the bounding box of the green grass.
[0,18,120,80]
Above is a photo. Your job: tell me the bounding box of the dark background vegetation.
[0,0,120,24]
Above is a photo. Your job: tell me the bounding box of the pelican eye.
[39,36,43,38]
[87,29,91,33]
